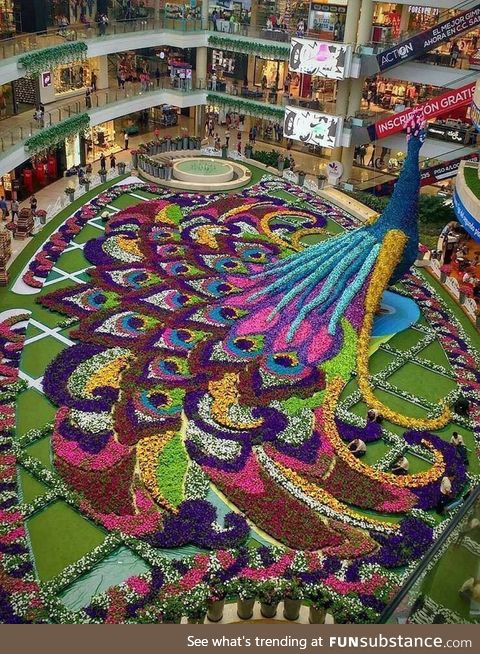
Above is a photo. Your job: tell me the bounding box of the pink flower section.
[205,452,265,495]
[243,553,294,581]
[126,576,151,595]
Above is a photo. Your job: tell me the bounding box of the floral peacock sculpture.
[40,114,459,575]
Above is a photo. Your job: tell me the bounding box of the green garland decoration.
[18,42,88,78]
[206,93,285,123]
[25,113,90,153]
[208,35,290,60]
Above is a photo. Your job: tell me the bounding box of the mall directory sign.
[289,37,353,80]
[283,106,343,148]
[377,3,480,71]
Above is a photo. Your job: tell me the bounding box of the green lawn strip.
[107,194,143,210]
[72,224,105,245]
[387,327,427,351]
[421,544,478,620]
[373,389,430,418]
[156,434,189,508]
[25,323,43,339]
[464,165,480,200]
[368,349,397,375]
[433,422,479,475]
[24,436,54,471]
[16,389,57,437]
[55,249,91,274]
[27,501,106,582]
[17,466,49,503]
[360,439,391,466]
[387,362,457,404]
[417,340,452,371]
[21,336,67,380]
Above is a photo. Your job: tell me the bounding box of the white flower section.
[70,408,113,433]
[187,423,242,461]
[67,347,129,399]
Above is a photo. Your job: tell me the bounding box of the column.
[250,0,259,32]
[196,46,208,89]
[331,79,350,161]
[357,0,374,46]
[154,0,162,22]
[343,0,361,45]
[201,0,209,30]
[399,4,410,37]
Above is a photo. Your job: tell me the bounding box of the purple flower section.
[403,430,467,509]
[367,517,433,568]
[57,415,113,455]
[335,418,382,443]
[43,343,119,412]
[145,499,249,549]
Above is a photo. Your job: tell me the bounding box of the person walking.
[0,196,8,221]
[251,124,257,144]
[10,199,19,222]
[236,129,242,154]
[30,194,38,216]
[224,127,230,149]
[124,131,129,151]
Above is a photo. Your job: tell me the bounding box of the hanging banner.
[377,4,480,71]
[283,105,343,148]
[453,189,480,242]
[289,37,352,80]
[368,83,476,141]
[420,152,479,187]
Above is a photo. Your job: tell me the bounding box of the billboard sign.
[377,4,480,71]
[368,83,476,140]
[284,106,343,148]
[453,189,480,243]
[289,37,352,79]
[420,153,479,187]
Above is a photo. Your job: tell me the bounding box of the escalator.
[361,1,480,75]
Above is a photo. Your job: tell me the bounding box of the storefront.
[407,6,440,32]
[253,56,285,89]
[84,121,120,164]
[308,3,347,41]
[169,59,193,90]
[65,132,81,169]
[0,0,15,38]
[371,3,403,44]
[39,55,107,104]
[210,48,248,81]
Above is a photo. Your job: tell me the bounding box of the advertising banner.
[453,189,480,242]
[368,83,476,140]
[420,153,479,187]
[472,100,480,131]
[283,106,343,148]
[289,37,352,80]
[376,4,480,71]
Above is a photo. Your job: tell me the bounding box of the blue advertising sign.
[453,189,480,243]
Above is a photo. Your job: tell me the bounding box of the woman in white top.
[392,455,409,476]
[451,431,468,465]
[348,438,366,458]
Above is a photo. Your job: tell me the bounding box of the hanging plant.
[208,35,290,60]
[18,42,88,78]
[206,93,285,123]
[25,113,90,154]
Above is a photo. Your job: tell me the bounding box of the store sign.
[41,71,52,88]
[426,123,470,144]
[377,4,480,71]
[369,83,476,140]
[289,37,352,79]
[453,189,480,242]
[420,152,479,187]
[471,100,480,132]
[284,105,343,148]
[310,4,347,14]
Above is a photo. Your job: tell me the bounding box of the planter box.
[283,598,301,621]
[260,602,278,618]
[207,599,224,622]
[237,598,255,620]
[309,606,326,624]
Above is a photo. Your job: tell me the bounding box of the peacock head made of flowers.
[41,122,457,558]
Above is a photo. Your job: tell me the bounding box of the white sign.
[289,37,352,80]
[327,160,343,184]
[284,106,343,148]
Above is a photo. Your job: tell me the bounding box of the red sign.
[420,152,479,187]
[371,83,476,140]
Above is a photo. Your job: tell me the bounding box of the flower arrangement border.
[206,93,285,123]
[25,114,90,154]
[207,35,290,60]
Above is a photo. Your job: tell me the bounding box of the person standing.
[85,87,92,109]
[211,9,218,31]
[100,153,106,172]
[211,72,217,92]
[91,71,97,92]
[124,131,129,151]
[10,199,19,222]
[251,124,257,144]
[224,127,230,149]
[236,129,242,154]
[437,474,455,514]
[110,154,116,170]
[155,67,161,87]
[0,196,8,221]
[30,194,38,216]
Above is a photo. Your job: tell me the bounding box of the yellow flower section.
[259,209,317,251]
[324,378,445,489]
[84,355,131,395]
[154,207,175,225]
[137,432,179,513]
[290,228,333,251]
[196,225,221,249]
[357,229,451,430]
[116,235,143,258]
[209,373,263,429]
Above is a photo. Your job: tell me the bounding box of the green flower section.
[18,42,88,77]
[206,93,285,123]
[208,35,290,60]
[156,434,189,508]
[25,114,90,154]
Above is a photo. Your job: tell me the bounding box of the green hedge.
[18,42,88,77]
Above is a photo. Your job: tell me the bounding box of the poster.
[377,3,480,71]
[283,105,343,148]
[289,37,352,79]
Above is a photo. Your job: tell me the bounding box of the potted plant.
[440,264,452,283]
[258,579,284,619]
[117,162,126,175]
[98,169,108,183]
[130,149,140,167]
[165,135,172,151]
[297,170,306,186]
[244,142,253,159]
[317,173,327,190]
[64,184,76,203]
[304,585,332,624]
[206,582,226,622]
[185,585,208,624]
[232,578,257,620]
[283,579,303,621]
[36,209,47,226]
[83,176,91,192]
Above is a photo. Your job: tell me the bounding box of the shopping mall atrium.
[0,0,479,626]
